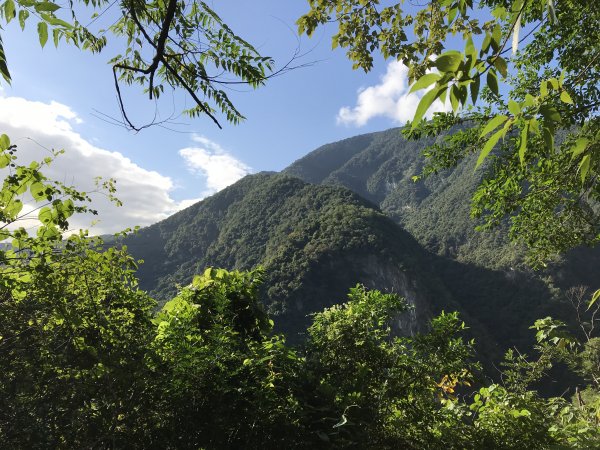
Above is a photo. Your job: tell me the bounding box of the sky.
[0,0,447,234]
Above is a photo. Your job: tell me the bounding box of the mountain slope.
[285,127,600,282]
[285,127,525,268]
[122,170,572,369]
[124,172,456,338]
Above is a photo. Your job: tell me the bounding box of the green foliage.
[284,127,599,366]
[303,288,477,448]
[1,135,598,447]
[149,267,304,447]
[298,0,600,266]
[0,0,273,129]
[285,126,529,270]
[0,239,157,447]
[0,139,156,446]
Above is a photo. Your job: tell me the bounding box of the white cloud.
[337,60,450,127]
[0,96,200,234]
[179,135,252,196]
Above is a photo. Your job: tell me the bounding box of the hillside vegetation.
[121,165,576,367]
[125,172,445,338]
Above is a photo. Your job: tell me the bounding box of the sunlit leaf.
[409,73,441,94]
[434,51,463,72]
[411,86,444,129]
[480,114,508,137]
[37,21,49,48]
[570,138,589,159]
[476,126,506,169]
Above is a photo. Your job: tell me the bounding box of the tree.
[149,267,304,447]
[302,286,478,448]
[0,0,276,130]
[298,0,600,267]
[0,136,158,446]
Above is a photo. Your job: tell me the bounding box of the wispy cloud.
[0,96,196,234]
[179,135,252,196]
[337,60,450,127]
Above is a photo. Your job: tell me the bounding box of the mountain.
[285,127,524,268]
[116,125,599,380]
[121,169,574,372]
[124,172,450,339]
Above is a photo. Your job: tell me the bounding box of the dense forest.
[1,0,600,448]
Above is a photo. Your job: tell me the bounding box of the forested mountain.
[121,155,581,364]
[124,172,444,339]
[285,126,599,292]
[285,127,526,269]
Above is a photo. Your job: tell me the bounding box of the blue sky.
[0,1,446,233]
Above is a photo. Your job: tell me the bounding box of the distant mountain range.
[121,127,599,369]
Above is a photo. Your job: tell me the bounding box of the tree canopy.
[298,0,600,267]
[0,0,275,130]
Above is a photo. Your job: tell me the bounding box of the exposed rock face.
[358,254,429,336]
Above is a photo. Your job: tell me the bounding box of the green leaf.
[492,6,507,19]
[494,56,507,78]
[539,105,561,123]
[411,86,443,129]
[571,138,589,159]
[0,36,11,83]
[523,94,535,108]
[53,28,60,47]
[18,8,29,30]
[434,51,463,72]
[450,85,459,112]
[470,75,480,104]
[481,32,492,55]
[409,73,441,94]
[37,224,60,239]
[490,24,501,52]
[0,133,10,151]
[508,99,520,116]
[37,21,48,48]
[33,1,60,13]
[578,154,591,183]
[540,80,548,99]
[448,6,458,24]
[487,70,499,96]
[0,152,10,168]
[476,126,507,169]
[518,124,528,165]
[560,90,573,104]
[4,0,16,22]
[38,206,53,224]
[40,12,72,29]
[480,114,508,137]
[5,198,23,218]
[30,181,45,200]
[588,289,600,310]
[465,36,476,60]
